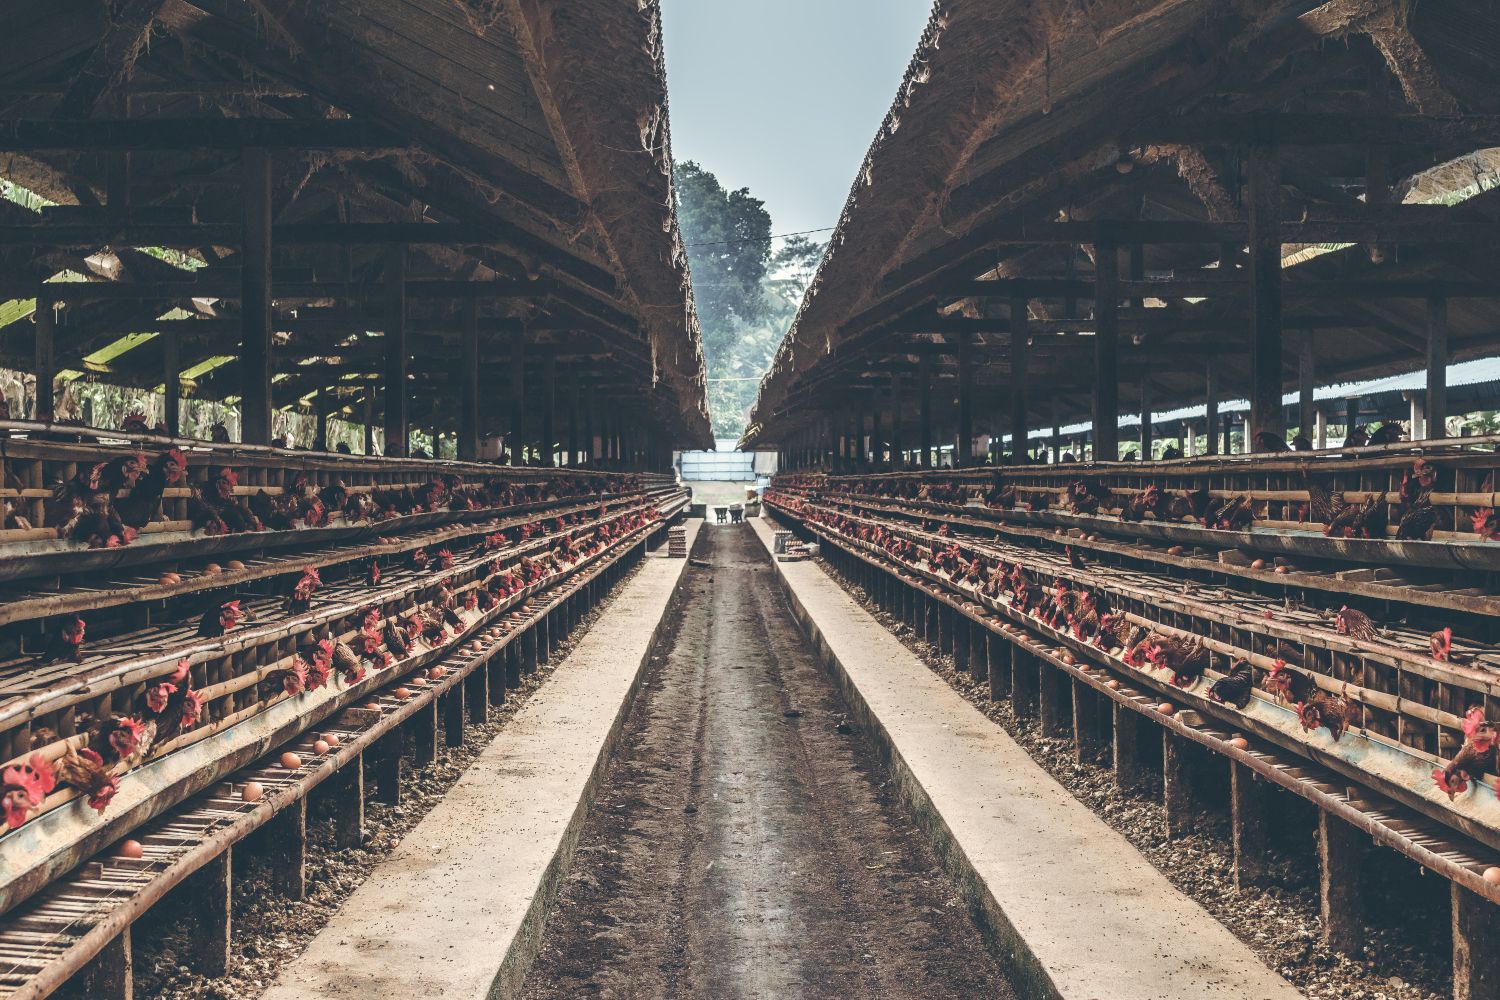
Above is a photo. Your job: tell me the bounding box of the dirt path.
[522,524,1016,1000]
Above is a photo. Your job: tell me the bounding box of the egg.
[226,560,246,570]
[158,573,180,585]
[323,733,342,749]
[280,751,302,770]
[1228,736,1250,751]
[362,702,383,713]
[393,687,411,701]
[1484,867,1500,886]
[410,676,428,687]
[1106,679,1121,690]
[1250,559,1266,570]
[313,740,331,755]
[1157,702,1176,715]
[241,781,264,802]
[1061,653,1075,665]
[1167,545,1184,556]
[202,563,221,575]
[117,839,145,859]
[428,666,447,680]
[1274,565,1290,575]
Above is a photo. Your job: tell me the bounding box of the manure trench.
[521,523,1017,1000]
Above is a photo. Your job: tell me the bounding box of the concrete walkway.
[262,523,699,1000]
[749,517,1302,1000]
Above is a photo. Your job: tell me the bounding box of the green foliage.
[676,161,824,439]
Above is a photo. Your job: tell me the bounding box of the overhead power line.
[683,226,834,249]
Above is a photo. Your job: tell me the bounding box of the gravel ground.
[122,562,647,1000]
[821,558,1453,1000]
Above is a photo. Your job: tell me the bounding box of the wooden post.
[1298,330,1315,443]
[33,290,55,422]
[374,732,402,805]
[567,371,580,466]
[443,679,466,748]
[889,370,903,468]
[489,650,508,705]
[185,848,231,977]
[1427,294,1448,440]
[161,329,179,436]
[1093,234,1119,461]
[313,389,329,452]
[1230,761,1269,888]
[1038,663,1069,737]
[329,756,364,849]
[77,928,132,1000]
[411,696,438,764]
[467,663,489,724]
[542,351,557,467]
[1112,703,1150,793]
[508,328,526,464]
[1453,884,1500,1000]
[957,334,973,465]
[459,297,479,461]
[240,147,273,446]
[1011,646,1038,717]
[1162,731,1200,838]
[1318,811,1365,952]
[1072,679,1104,763]
[363,391,375,456]
[1204,360,1219,456]
[1138,379,1152,460]
[1248,140,1285,448]
[1010,295,1029,465]
[383,245,408,456]
[265,795,307,900]
[919,353,933,468]
[953,615,970,672]
[987,632,1010,700]
[971,628,989,682]
[505,642,522,689]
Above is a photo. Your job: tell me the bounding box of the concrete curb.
[261,523,701,1000]
[751,518,1065,1000]
[750,515,1301,1000]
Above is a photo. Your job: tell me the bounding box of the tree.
[675,161,824,439]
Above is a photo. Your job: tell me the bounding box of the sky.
[660,0,935,240]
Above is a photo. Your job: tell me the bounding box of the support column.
[987,632,1010,700]
[459,297,479,461]
[162,330,179,436]
[77,929,132,1000]
[1010,295,1029,465]
[1298,330,1315,444]
[1163,731,1203,838]
[1038,663,1069,737]
[363,391,375,456]
[265,796,307,900]
[1318,811,1365,952]
[329,757,364,849]
[1112,703,1151,793]
[1427,294,1448,440]
[957,334,973,465]
[1248,140,1284,448]
[383,245,408,456]
[1453,884,1500,1000]
[508,328,526,464]
[1204,361,1219,456]
[542,351,557,467]
[33,290,55,422]
[919,353,933,468]
[1230,761,1269,888]
[568,372,580,466]
[889,370,903,469]
[240,147,273,445]
[1072,679,1104,763]
[582,386,595,465]
[185,849,231,977]
[1093,234,1119,461]
[1138,378,1152,460]
[1011,646,1039,717]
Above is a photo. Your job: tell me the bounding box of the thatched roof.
[743,0,1500,448]
[0,0,711,446]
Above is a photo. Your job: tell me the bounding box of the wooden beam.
[919,353,933,468]
[1009,296,1028,466]
[33,291,54,422]
[1247,142,1285,448]
[509,327,526,463]
[956,332,973,464]
[0,118,402,150]
[240,147,273,446]
[1093,235,1119,461]
[1427,294,1449,439]
[53,0,171,120]
[382,246,407,457]
[458,297,479,461]
[542,352,557,468]
[1138,112,1500,147]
